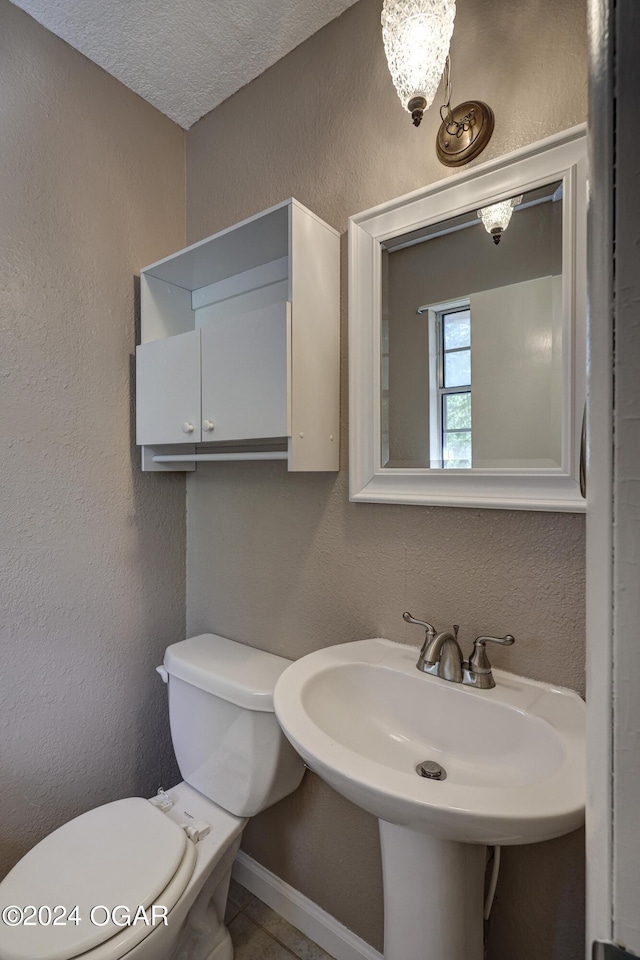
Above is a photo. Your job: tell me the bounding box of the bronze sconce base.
[436,100,495,167]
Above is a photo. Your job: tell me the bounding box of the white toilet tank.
[162,634,304,817]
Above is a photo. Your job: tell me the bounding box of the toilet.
[0,634,304,960]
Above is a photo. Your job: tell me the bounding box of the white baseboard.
[231,851,383,960]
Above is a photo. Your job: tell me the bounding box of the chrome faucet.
[402,612,515,690]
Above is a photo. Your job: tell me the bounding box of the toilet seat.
[52,841,197,960]
[0,798,196,960]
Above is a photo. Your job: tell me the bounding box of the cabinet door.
[200,302,290,442]
[136,330,202,445]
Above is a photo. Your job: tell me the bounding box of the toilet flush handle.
[156,665,169,683]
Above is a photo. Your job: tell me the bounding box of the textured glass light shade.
[381,0,456,125]
[477,196,523,244]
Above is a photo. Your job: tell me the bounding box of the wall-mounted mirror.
[349,126,586,511]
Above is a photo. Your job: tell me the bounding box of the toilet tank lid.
[163,634,293,711]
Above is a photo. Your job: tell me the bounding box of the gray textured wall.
[185,0,587,956]
[0,1,185,877]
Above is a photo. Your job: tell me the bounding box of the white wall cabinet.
[136,199,340,472]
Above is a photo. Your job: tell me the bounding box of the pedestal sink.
[273,638,585,960]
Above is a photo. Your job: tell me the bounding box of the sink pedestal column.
[379,821,485,960]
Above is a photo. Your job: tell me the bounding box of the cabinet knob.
[181,422,195,434]
[202,419,215,432]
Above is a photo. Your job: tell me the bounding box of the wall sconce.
[477,195,523,244]
[382,0,495,167]
[381,0,456,127]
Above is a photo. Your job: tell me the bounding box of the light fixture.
[477,195,523,244]
[380,3,495,166]
[381,0,456,127]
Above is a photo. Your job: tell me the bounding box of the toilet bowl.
[0,634,305,960]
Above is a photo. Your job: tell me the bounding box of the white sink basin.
[274,637,586,960]
[274,637,585,845]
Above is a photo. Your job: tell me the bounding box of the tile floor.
[225,879,336,960]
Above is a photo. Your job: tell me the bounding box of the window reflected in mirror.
[381,181,563,470]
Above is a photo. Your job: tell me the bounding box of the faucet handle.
[469,635,515,674]
[402,612,436,638]
[475,634,515,646]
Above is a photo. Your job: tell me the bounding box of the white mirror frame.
[348,125,586,512]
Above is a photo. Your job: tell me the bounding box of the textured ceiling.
[10,0,361,128]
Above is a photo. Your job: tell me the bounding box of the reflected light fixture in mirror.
[477,196,523,244]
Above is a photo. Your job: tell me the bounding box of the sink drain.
[416,760,447,781]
